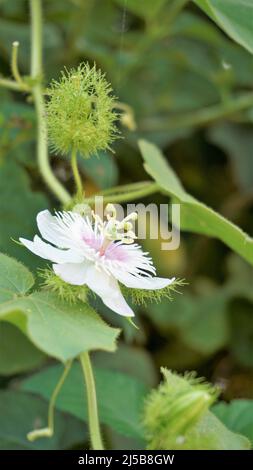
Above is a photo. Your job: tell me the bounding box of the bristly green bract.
[46,62,119,158]
[39,270,184,318]
[120,278,186,306]
[39,268,92,304]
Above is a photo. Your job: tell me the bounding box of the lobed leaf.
[0,253,120,361]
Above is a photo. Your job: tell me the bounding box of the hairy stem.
[71,148,83,197]
[30,0,71,205]
[79,352,104,450]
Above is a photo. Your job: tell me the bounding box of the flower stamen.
[92,205,138,252]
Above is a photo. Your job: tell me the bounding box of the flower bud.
[46,63,118,158]
[143,368,219,450]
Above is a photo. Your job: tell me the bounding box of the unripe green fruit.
[46,63,119,157]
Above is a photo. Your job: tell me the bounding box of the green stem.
[141,92,253,131]
[29,2,103,452]
[71,148,83,197]
[84,182,159,204]
[79,352,104,450]
[0,77,28,91]
[30,0,71,205]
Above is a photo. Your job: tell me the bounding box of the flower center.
[92,203,138,256]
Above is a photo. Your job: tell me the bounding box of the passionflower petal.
[20,206,175,317]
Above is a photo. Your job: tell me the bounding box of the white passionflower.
[20,207,175,317]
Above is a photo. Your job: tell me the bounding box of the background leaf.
[21,362,148,440]
[78,151,118,190]
[0,322,45,375]
[0,160,49,270]
[212,399,253,443]
[146,291,229,356]
[194,0,253,54]
[0,390,86,450]
[94,343,158,388]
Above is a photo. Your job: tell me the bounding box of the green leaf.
[21,362,148,439]
[172,12,253,88]
[194,0,253,55]
[147,291,229,355]
[0,101,36,168]
[171,11,225,46]
[0,252,34,300]
[0,159,49,270]
[0,390,86,450]
[139,139,253,266]
[1,292,120,361]
[94,343,157,388]
[0,323,45,376]
[0,253,120,361]
[0,18,62,70]
[180,292,229,355]
[212,400,253,443]
[0,101,35,145]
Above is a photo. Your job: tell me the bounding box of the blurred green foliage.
[0,0,253,450]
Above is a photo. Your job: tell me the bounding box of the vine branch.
[30,0,71,205]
